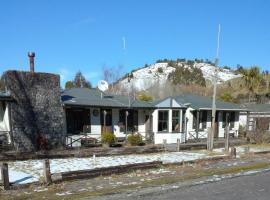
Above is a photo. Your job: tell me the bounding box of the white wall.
[89,108,101,139]
[152,108,185,144]
[239,112,247,127]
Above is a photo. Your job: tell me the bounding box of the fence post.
[1,163,10,190]
[177,139,181,152]
[230,147,236,158]
[43,159,52,184]
[163,139,167,152]
[244,146,250,154]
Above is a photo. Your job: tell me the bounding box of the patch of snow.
[8,169,39,184]
[117,62,241,91]
[8,151,210,184]
[55,191,73,196]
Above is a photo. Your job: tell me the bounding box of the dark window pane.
[158,110,169,132]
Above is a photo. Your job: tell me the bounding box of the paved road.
[90,171,270,200]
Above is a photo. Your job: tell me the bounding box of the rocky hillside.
[116,60,241,92]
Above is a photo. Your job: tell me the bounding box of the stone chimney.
[28,52,35,73]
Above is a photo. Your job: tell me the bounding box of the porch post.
[103,110,107,132]
[246,111,250,132]
[225,112,230,152]
[180,110,183,133]
[184,112,187,143]
[196,110,200,139]
[62,106,67,145]
[125,110,129,135]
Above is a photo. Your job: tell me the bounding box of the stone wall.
[2,71,65,152]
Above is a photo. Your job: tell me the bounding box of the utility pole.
[208,24,221,151]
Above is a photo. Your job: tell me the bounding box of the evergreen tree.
[65,81,74,89]
[64,71,92,89]
[74,71,92,88]
[242,66,262,102]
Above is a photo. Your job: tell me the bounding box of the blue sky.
[0,0,269,86]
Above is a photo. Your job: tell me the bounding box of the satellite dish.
[97,80,109,92]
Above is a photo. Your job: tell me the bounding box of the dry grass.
[1,161,269,200]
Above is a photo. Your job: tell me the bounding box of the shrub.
[157,67,164,73]
[168,66,206,86]
[238,125,247,138]
[247,118,270,144]
[127,134,143,146]
[223,66,231,70]
[219,92,234,103]
[101,132,116,146]
[138,93,153,102]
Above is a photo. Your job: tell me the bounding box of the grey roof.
[241,104,270,112]
[61,88,153,108]
[152,97,187,108]
[61,88,245,111]
[173,94,244,110]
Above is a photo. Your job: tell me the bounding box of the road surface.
[90,171,270,200]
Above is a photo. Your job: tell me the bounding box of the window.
[172,110,180,132]
[192,111,198,129]
[119,109,138,132]
[230,112,235,129]
[199,111,207,129]
[158,110,168,132]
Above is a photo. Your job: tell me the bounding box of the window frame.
[199,110,207,130]
[172,110,180,133]
[158,110,169,132]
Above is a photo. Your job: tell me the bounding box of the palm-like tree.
[242,66,261,102]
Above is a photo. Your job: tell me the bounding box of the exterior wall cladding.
[3,71,65,152]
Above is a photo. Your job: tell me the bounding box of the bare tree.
[102,65,123,93]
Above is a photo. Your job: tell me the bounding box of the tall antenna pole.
[208,24,221,151]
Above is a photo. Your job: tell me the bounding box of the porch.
[64,106,154,147]
[186,109,240,141]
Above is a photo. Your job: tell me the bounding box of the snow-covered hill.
[117,62,241,91]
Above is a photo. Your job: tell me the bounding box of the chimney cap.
[28,52,35,57]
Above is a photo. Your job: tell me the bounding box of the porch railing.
[188,131,207,141]
[65,134,101,148]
